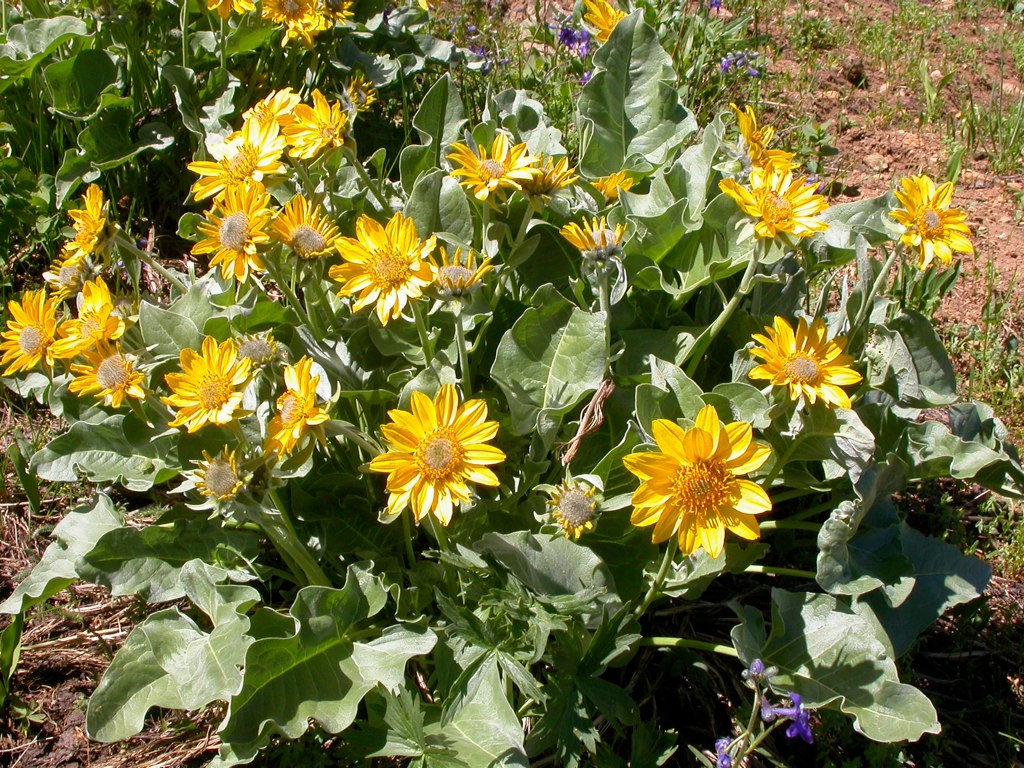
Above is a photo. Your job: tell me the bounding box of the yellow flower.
[719,166,829,240]
[583,0,627,43]
[188,118,287,202]
[0,289,59,376]
[43,249,88,302]
[265,356,330,458]
[284,89,349,159]
[65,184,113,262]
[51,277,126,360]
[237,333,279,367]
[243,88,301,130]
[346,74,377,113]
[207,0,255,19]
[546,481,598,540]
[162,336,252,433]
[418,0,429,9]
[329,212,437,325]
[731,103,796,174]
[68,342,146,408]
[270,194,341,259]
[368,384,505,526]
[431,247,493,301]
[519,155,578,201]
[192,182,273,282]
[593,171,635,201]
[889,175,974,270]
[447,134,539,202]
[623,405,772,558]
[321,0,353,23]
[560,216,625,263]
[262,0,329,46]
[193,448,245,501]
[748,316,863,409]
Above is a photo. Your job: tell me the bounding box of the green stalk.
[633,538,678,621]
[343,148,390,210]
[638,636,738,657]
[219,14,227,71]
[332,421,382,458]
[263,254,314,329]
[114,232,188,294]
[853,244,901,331]
[180,0,189,70]
[684,240,765,377]
[453,307,473,396]
[266,490,331,587]
[758,520,821,533]
[745,564,817,580]
[402,512,417,569]
[597,267,612,365]
[412,299,434,367]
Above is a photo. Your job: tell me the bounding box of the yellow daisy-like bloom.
[547,481,598,540]
[68,342,146,408]
[237,333,279,367]
[731,103,796,174]
[322,0,353,23]
[346,74,377,113]
[748,316,863,409]
[207,0,255,19]
[431,247,493,301]
[0,289,59,376]
[719,166,829,240]
[560,216,625,263]
[329,212,437,325]
[283,89,349,160]
[623,405,772,558]
[65,184,113,262]
[593,171,635,201]
[162,336,253,433]
[262,0,328,46]
[194,448,245,501]
[51,277,126,360]
[368,384,505,526]
[43,249,87,302]
[520,155,578,200]
[583,0,627,43]
[188,118,287,202]
[447,134,540,202]
[242,87,301,130]
[265,356,331,458]
[889,175,974,270]
[192,183,273,282]
[270,194,341,259]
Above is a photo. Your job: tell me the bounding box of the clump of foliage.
[1,2,1021,766]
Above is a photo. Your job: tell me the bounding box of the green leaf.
[760,589,940,742]
[634,356,704,428]
[578,12,696,177]
[398,74,466,193]
[86,561,261,742]
[859,526,990,657]
[432,656,528,767]
[0,612,24,707]
[41,49,118,116]
[0,16,90,82]
[403,168,474,245]
[0,494,122,615]
[139,299,203,358]
[477,531,616,602]
[216,565,436,764]
[31,413,179,491]
[490,286,608,448]
[81,514,258,603]
[661,543,767,600]
[867,311,957,407]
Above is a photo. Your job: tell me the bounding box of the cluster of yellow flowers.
[205,0,355,46]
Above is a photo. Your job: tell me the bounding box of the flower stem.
[745,564,817,580]
[412,299,434,367]
[263,254,313,330]
[758,520,821,533]
[684,240,764,377]
[114,231,188,294]
[332,421,382,458]
[638,636,738,657]
[343,148,390,211]
[597,267,612,361]
[453,307,472,396]
[266,490,331,587]
[853,244,900,331]
[219,14,227,70]
[633,538,678,621]
[402,511,417,569]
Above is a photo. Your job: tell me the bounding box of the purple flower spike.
[762,693,814,744]
[714,737,733,768]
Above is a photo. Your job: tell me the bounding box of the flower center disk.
[18,326,43,355]
[672,461,734,514]
[783,355,821,384]
[96,355,131,390]
[219,212,251,252]
[479,158,506,180]
[204,459,240,497]
[558,489,596,527]
[369,249,412,290]
[418,434,461,479]
[198,375,232,409]
[290,224,327,256]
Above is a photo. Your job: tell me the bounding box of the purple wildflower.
[709,0,723,9]
[720,50,761,77]
[761,693,814,744]
[714,737,733,768]
[580,69,593,85]
[558,25,591,59]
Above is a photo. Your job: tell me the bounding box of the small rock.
[864,153,889,171]
[844,61,867,88]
